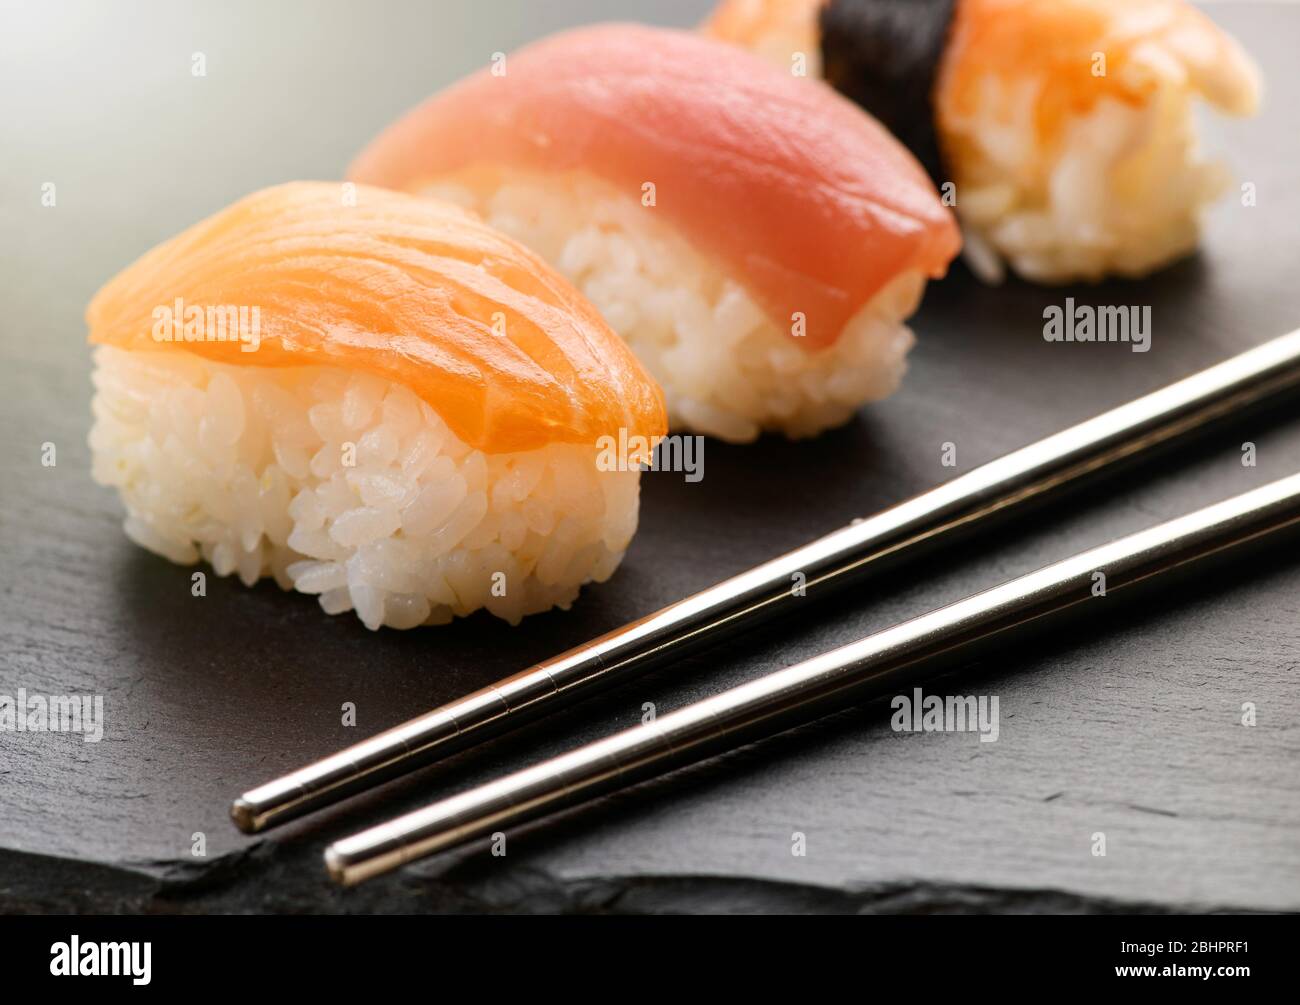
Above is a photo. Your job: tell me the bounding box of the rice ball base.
[89,346,641,630]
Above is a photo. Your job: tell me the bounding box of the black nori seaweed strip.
[820,0,956,184]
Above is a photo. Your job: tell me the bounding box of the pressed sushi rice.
[89,346,640,630]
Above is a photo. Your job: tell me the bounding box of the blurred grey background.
[0,0,707,351]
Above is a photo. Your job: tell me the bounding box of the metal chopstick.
[232,328,1300,834]
[324,471,1300,885]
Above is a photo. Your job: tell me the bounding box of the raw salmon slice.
[86,181,667,454]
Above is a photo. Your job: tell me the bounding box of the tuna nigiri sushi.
[707,0,1262,284]
[349,23,960,443]
[87,182,667,630]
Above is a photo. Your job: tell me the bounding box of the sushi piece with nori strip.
[349,23,960,444]
[87,182,667,630]
[708,0,1263,285]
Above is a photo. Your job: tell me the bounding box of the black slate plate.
[1,0,1297,914]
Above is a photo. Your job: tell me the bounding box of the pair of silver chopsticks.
[232,328,1300,885]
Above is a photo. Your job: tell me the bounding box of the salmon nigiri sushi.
[87,182,667,630]
[349,23,960,443]
[707,0,1262,284]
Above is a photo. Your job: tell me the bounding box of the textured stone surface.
[1,1,1297,913]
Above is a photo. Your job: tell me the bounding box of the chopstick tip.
[324,845,351,886]
[230,797,260,834]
